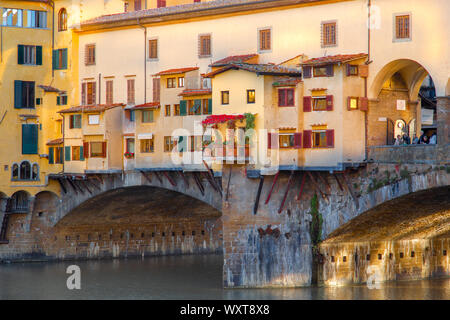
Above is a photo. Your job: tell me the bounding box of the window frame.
[321,20,337,47]
[279,133,295,149]
[198,33,212,58]
[312,97,328,111]
[140,138,154,153]
[278,88,295,107]
[2,8,23,27]
[58,8,67,32]
[72,146,81,161]
[165,105,171,117]
[167,77,176,89]
[393,13,412,42]
[90,141,104,157]
[164,136,176,152]
[258,27,272,53]
[88,114,100,125]
[312,130,328,148]
[247,89,256,104]
[141,110,154,123]
[148,38,158,60]
[85,44,96,66]
[221,91,229,105]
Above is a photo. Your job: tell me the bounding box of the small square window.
[395,14,411,40]
[167,78,176,89]
[221,91,229,105]
[347,64,359,76]
[140,139,154,153]
[88,114,100,125]
[348,97,359,110]
[258,28,271,52]
[247,89,255,104]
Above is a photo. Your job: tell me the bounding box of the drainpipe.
[363,0,372,161]
[98,73,102,104]
[48,0,55,78]
[137,18,147,104]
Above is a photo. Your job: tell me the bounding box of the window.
[19,161,32,180]
[88,114,100,125]
[148,39,158,59]
[12,164,19,180]
[141,139,154,153]
[167,78,176,89]
[142,110,154,123]
[322,21,337,47]
[72,146,81,161]
[81,82,96,105]
[221,91,229,105]
[278,89,294,107]
[199,34,211,57]
[129,110,135,122]
[313,97,327,111]
[153,78,160,102]
[395,14,411,40]
[57,94,68,105]
[58,8,67,31]
[313,65,334,77]
[157,0,166,8]
[347,97,359,110]
[18,45,42,65]
[247,90,255,104]
[134,0,141,11]
[279,134,295,148]
[69,114,82,129]
[85,44,95,65]
[127,79,135,104]
[27,10,47,28]
[312,131,327,148]
[202,99,210,115]
[126,138,135,153]
[188,100,201,115]
[259,28,271,51]
[52,147,63,164]
[174,104,180,116]
[164,136,176,152]
[189,136,202,152]
[90,142,104,157]
[106,80,113,104]
[2,8,23,27]
[14,81,35,109]
[165,105,171,116]
[346,64,358,76]
[178,77,185,88]
[53,48,68,70]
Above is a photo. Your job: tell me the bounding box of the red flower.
[201,114,245,126]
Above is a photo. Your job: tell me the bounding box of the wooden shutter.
[208,98,212,114]
[303,130,312,148]
[101,142,107,158]
[92,82,96,105]
[14,80,23,109]
[152,78,160,102]
[359,97,368,111]
[326,129,335,148]
[69,115,74,129]
[22,124,38,154]
[59,147,63,164]
[178,136,186,152]
[52,50,58,70]
[125,109,130,120]
[48,147,54,164]
[268,132,278,149]
[81,83,86,105]
[18,45,24,64]
[303,96,312,112]
[180,100,187,116]
[80,146,85,161]
[326,95,333,111]
[303,66,312,79]
[127,79,135,104]
[61,48,67,69]
[106,80,113,104]
[83,142,89,159]
[294,133,302,149]
[57,96,61,105]
[64,146,71,161]
[326,64,334,77]
[35,46,42,66]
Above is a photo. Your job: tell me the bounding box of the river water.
[0,254,449,300]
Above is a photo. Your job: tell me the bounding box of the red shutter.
[69,115,74,129]
[102,141,107,158]
[125,109,130,120]
[81,83,86,105]
[346,64,351,76]
[278,89,284,106]
[326,95,333,111]
[326,64,334,77]
[92,82,96,105]
[326,130,335,148]
[303,96,312,112]
[359,97,369,111]
[347,97,352,111]
[303,66,312,79]
[268,132,279,149]
[303,130,312,148]
[83,142,89,159]
[294,133,302,149]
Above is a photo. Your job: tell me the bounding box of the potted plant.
[124,152,134,159]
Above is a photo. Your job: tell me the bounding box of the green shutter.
[48,147,54,164]
[178,136,186,152]
[80,146,85,161]
[64,146,71,161]
[52,50,58,70]
[22,124,38,154]
[61,48,68,69]
[36,46,42,65]
[59,147,64,164]
[18,45,24,65]
[193,99,201,113]
[56,96,60,105]
[14,80,23,109]
[208,98,212,114]
[180,100,187,116]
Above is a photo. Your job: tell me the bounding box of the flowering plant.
[201,114,245,126]
[124,152,135,158]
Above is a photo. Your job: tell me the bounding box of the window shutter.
[48,147,54,164]
[59,147,64,163]
[193,99,201,112]
[359,97,369,111]
[92,82,96,105]
[180,100,187,116]
[14,80,23,108]
[69,115,74,129]
[294,133,302,149]
[153,78,160,102]
[57,96,61,105]
[80,146,85,161]
[102,142,107,158]
[18,45,24,64]
[208,98,212,114]
[347,96,352,111]
[278,89,284,106]
[303,66,312,79]
[326,95,334,111]
[36,46,42,65]
[52,50,58,70]
[125,109,130,120]
[326,129,335,148]
[303,130,312,148]
[326,64,334,77]
[346,64,351,76]
[22,124,38,154]
[83,142,89,159]
[61,48,68,69]
[64,146,71,161]
[303,96,312,112]
[81,83,86,105]
[178,136,186,152]
[268,132,278,149]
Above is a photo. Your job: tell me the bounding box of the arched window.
[11,163,19,180]
[32,163,39,180]
[20,161,31,180]
[58,8,67,32]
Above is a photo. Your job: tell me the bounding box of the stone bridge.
[0,157,449,288]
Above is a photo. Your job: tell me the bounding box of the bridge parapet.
[368,144,449,165]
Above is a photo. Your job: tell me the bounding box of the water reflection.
[0,254,448,300]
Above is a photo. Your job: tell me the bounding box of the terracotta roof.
[132,102,160,109]
[179,89,212,97]
[272,78,302,87]
[301,53,368,66]
[46,138,64,146]
[205,63,301,78]
[58,104,125,114]
[38,85,63,93]
[210,54,258,67]
[153,67,199,76]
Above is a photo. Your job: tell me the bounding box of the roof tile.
[301,53,368,66]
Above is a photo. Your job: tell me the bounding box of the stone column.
[436,96,450,163]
